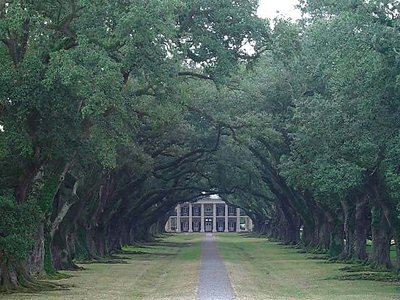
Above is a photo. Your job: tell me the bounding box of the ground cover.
[2,234,201,300]
[217,233,400,300]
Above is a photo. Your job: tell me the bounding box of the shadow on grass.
[78,251,179,263]
[237,232,263,238]
[224,233,400,284]
[1,280,73,295]
[118,238,197,261]
[121,250,175,256]
[119,251,177,261]
[75,254,131,265]
[143,241,194,248]
[325,272,400,282]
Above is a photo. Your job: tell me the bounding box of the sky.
[257,0,301,20]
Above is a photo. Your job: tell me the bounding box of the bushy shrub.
[0,194,42,261]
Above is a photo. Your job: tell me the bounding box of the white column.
[176,204,181,232]
[200,203,205,232]
[236,208,241,232]
[212,203,217,232]
[249,217,253,231]
[189,203,193,232]
[224,204,229,232]
[165,219,169,232]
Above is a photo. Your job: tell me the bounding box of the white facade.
[165,196,253,233]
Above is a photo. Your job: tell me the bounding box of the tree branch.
[178,71,213,80]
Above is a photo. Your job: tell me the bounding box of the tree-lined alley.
[1,0,400,293]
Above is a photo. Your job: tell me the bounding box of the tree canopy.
[1,0,400,292]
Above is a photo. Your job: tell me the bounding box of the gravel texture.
[198,233,234,300]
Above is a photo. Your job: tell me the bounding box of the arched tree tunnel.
[1,0,400,292]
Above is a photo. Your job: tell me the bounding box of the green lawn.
[216,233,400,300]
[4,233,399,300]
[3,234,201,300]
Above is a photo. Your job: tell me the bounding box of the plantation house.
[165,196,253,233]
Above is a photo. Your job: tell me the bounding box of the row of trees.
[0,0,269,291]
[214,0,400,271]
[1,0,400,293]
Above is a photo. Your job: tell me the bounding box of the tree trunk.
[393,233,400,271]
[301,197,323,249]
[340,199,355,260]
[108,225,123,253]
[0,255,18,292]
[369,205,392,269]
[50,230,80,270]
[379,196,400,270]
[353,195,369,260]
[302,221,316,247]
[24,224,45,276]
[326,210,343,257]
[0,254,47,292]
[94,226,107,257]
[318,218,330,251]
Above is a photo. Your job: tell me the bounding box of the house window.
[181,206,189,216]
[228,206,236,215]
[205,205,213,216]
[217,206,225,216]
[228,221,236,231]
[193,206,200,216]
[182,221,189,231]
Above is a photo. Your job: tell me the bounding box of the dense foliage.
[0,0,400,292]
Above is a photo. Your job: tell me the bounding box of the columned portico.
[200,203,205,232]
[224,204,229,232]
[165,196,253,233]
[176,204,181,232]
[236,208,241,232]
[212,203,217,232]
[189,203,193,232]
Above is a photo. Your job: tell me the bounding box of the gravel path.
[198,233,234,300]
